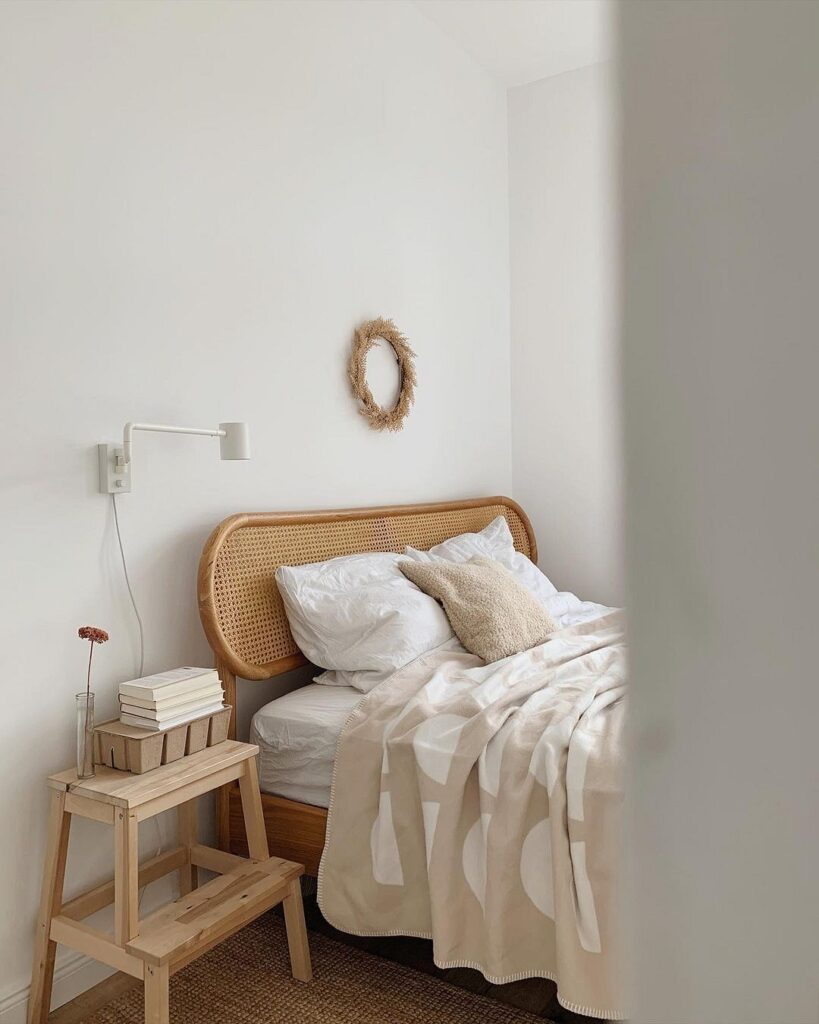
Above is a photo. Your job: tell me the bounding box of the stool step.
[127,856,302,967]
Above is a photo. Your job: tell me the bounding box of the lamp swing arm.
[121,422,228,464]
[100,420,250,493]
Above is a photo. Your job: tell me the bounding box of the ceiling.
[412,0,611,88]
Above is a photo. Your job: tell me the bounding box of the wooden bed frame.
[197,496,537,875]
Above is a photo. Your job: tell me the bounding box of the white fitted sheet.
[249,683,362,808]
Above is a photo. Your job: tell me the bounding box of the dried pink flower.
[77,627,109,753]
[78,626,109,644]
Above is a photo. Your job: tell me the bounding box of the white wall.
[0,1,511,1015]
[508,63,621,605]
[619,2,819,1021]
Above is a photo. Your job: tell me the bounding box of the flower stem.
[84,641,94,769]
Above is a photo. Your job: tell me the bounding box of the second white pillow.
[403,515,558,606]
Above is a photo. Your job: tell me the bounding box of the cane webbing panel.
[199,499,535,680]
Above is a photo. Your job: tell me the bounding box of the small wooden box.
[94,706,232,774]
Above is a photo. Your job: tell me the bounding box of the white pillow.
[403,515,558,606]
[275,552,453,693]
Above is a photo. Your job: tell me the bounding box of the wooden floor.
[50,890,603,1024]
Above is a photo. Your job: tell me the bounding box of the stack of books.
[119,667,225,732]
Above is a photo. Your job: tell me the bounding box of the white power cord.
[111,494,162,905]
[111,494,145,679]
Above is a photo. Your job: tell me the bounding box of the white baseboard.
[0,953,115,1024]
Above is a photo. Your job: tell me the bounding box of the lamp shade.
[219,422,251,460]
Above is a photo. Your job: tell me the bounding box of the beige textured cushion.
[398,556,557,664]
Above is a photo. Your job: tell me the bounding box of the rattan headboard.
[197,496,536,681]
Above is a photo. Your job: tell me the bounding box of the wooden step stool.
[28,741,312,1024]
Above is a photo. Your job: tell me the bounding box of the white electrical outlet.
[98,443,131,494]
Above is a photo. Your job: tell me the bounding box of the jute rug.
[80,912,543,1023]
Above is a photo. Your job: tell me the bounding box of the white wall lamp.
[98,421,250,493]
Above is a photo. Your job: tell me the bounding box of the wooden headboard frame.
[197,496,536,737]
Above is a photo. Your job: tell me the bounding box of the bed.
[197,495,626,1018]
[197,496,537,875]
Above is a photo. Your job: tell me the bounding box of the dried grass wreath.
[348,317,417,432]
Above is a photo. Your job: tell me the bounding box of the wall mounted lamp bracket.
[97,421,250,494]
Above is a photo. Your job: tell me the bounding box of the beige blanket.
[318,611,627,1020]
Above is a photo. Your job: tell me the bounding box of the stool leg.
[177,798,198,895]
[144,962,169,1024]
[114,809,139,945]
[28,790,71,1024]
[238,756,269,861]
[282,878,313,982]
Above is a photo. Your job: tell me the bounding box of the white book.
[120,690,224,722]
[119,683,224,712]
[119,700,225,732]
[119,667,219,702]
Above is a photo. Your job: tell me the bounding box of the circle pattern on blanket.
[421,801,440,866]
[480,714,515,798]
[422,674,473,707]
[412,713,468,784]
[528,717,573,795]
[520,818,555,919]
[370,791,404,886]
[463,814,491,911]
